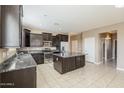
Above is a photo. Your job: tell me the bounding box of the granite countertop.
[0,54,37,73]
[53,52,86,58]
[29,50,43,54]
[19,50,60,54]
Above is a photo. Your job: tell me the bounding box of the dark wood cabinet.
[0,73,1,88]
[80,55,85,67]
[0,67,36,88]
[53,54,85,74]
[24,29,30,47]
[0,5,22,48]
[30,33,43,47]
[52,36,57,47]
[75,55,85,68]
[56,34,68,42]
[55,34,68,51]
[61,35,68,41]
[75,56,81,68]
[42,33,52,41]
[53,55,63,73]
[62,57,75,73]
[31,53,44,64]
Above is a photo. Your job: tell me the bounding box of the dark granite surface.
[53,52,86,58]
[18,50,60,54]
[0,54,37,73]
[29,50,43,54]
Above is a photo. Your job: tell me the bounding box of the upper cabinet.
[56,34,68,42]
[52,36,57,47]
[42,32,52,41]
[30,33,43,47]
[0,5,22,48]
[24,29,30,47]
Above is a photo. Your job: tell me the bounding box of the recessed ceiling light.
[54,22,59,26]
[115,5,124,8]
[44,14,47,17]
[59,28,61,31]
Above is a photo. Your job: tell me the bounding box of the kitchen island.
[53,52,85,74]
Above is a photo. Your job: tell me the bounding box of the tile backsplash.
[0,48,16,64]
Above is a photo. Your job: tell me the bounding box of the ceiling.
[23,5,124,33]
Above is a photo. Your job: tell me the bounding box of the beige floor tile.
[37,61,124,88]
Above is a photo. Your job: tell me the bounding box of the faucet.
[16,52,20,59]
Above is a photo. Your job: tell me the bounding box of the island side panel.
[53,55,63,74]
[80,55,85,67]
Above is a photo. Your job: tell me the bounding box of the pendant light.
[105,33,111,40]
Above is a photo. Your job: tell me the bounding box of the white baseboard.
[86,61,102,65]
[117,67,124,71]
[94,62,102,65]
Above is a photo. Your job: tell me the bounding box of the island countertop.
[53,52,86,58]
[0,54,37,73]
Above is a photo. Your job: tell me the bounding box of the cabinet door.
[62,35,68,41]
[42,33,52,41]
[53,55,63,74]
[62,57,75,73]
[30,34,43,47]
[1,5,21,47]
[24,29,30,47]
[64,35,68,41]
[75,56,81,68]
[48,33,52,41]
[80,55,85,67]
[1,67,36,88]
[52,36,57,46]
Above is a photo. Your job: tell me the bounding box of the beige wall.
[0,48,16,64]
[70,33,82,53]
[82,22,124,69]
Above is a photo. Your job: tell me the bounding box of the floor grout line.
[37,62,124,88]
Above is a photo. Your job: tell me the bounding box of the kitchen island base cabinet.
[0,67,36,88]
[53,54,85,74]
[75,56,85,68]
[53,56,75,74]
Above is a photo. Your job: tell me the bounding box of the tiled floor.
[37,61,124,88]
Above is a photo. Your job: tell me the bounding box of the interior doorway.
[99,31,117,67]
[84,37,95,63]
[71,40,78,53]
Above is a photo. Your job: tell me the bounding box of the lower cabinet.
[0,67,36,88]
[80,55,85,67]
[53,55,85,74]
[53,56,63,73]
[75,55,85,68]
[62,57,75,73]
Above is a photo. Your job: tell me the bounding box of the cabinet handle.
[56,57,59,61]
